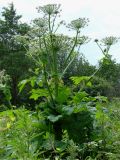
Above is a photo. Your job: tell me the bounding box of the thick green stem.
[38,26,55,106]
[61,54,76,79]
[64,30,79,67]
[43,63,55,107]
[49,14,59,99]
[53,49,58,98]
[95,42,106,56]
[52,14,57,32]
[43,35,53,72]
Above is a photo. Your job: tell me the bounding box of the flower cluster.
[37,4,61,16]
[68,18,89,31]
[101,36,119,46]
[33,18,48,28]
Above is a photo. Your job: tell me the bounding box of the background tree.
[98,55,120,97]
[0,3,33,105]
[98,54,119,82]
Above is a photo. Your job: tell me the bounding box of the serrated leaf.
[73,91,88,104]
[30,89,49,100]
[70,76,90,85]
[56,86,70,104]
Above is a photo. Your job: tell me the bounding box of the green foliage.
[71,76,90,85]
[0,109,43,159]
[56,86,71,104]
[85,76,115,97]
[30,88,49,100]
[98,54,120,83]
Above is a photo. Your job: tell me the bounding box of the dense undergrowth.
[0,3,120,160]
[0,100,120,159]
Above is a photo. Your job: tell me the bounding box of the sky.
[0,0,120,65]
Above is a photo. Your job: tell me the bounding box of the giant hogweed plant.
[18,4,119,137]
[15,4,119,159]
